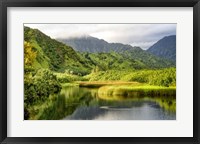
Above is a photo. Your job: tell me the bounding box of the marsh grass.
[98,85,176,98]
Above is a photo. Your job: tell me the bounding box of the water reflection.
[60,86,176,120]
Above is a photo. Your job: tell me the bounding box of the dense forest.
[24,26,176,120]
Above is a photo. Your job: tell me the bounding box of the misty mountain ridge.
[58,35,176,65]
[57,36,140,53]
[57,35,175,68]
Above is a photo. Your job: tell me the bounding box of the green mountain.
[81,52,144,71]
[24,26,175,76]
[24,26,91,75]
[147,35,176,63]
[58,36,175,68]
[121,48,174,69]
[81,50,174,70]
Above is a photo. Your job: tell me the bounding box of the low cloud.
[24,24,176,50]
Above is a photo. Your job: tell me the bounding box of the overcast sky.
[24,24,176,50]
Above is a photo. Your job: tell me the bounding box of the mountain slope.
[58,36,175,68]
[81,52,147,71]
[122,48,174,69]
[147,35,176,63]
[24,26,91,74]
[24,27,175,76]
[24,27,144,74]
[57,36,140,53]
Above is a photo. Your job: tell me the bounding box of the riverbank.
[75,81,176,99]
[77,81,141,88]
[98,85,176,99]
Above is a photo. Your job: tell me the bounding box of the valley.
[24,26,176,120]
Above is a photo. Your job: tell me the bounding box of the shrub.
[24,69,62,106]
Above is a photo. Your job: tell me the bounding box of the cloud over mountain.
[24,24,176,50]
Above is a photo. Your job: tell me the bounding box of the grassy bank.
[78,81,141,88]
[98,85,176,99]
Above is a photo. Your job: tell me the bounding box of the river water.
[60,86,176,120]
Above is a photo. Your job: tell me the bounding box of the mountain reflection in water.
[60,86,176,120]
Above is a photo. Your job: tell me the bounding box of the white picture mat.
[7,7,193,137]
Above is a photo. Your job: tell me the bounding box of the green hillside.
[24,26,91,75]
[58,36,175,69]
[81,52,144,71]
[24,26,175,75]
[122,48,174,69]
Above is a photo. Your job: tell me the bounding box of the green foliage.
[24,68,62,119]
[55,72,88,83]
[85,70,130,81]
[98,85,176,98]
[80,51,175,74]
[122,68,176,87]
[24,26,91,74]
[24,69,62,106]
[81,52,146,71]
[122,49,175,68]
[86,68,176,87]
[24,41,37,66]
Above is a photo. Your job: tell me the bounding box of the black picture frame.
[0,0,199,143]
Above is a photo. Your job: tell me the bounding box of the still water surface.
[60,86,176,120]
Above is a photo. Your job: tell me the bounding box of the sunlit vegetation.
[78,81,141,88]
[24,42,62,120]
[85,68,176,87]
[55,72,87,83]
[24,26,176,120]
[24,26,91,74]
[24,41,37,66]
[98,85,176,98]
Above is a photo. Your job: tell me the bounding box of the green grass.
[98,84,176,99]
